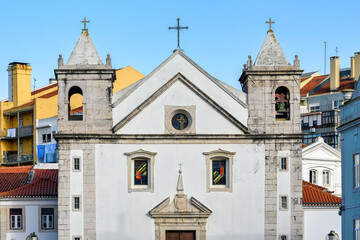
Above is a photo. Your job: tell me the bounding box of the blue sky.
[0,0,359,99]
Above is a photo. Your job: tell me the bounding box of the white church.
[55,22,303,240]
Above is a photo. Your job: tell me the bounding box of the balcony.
[0,125,33,139]
[1,153,33,165]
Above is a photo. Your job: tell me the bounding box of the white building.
[302,136,341,196]
[0,166,58,240]
[56,26,303,240]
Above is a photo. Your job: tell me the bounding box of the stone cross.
[266,18,275,32]
[178,163,183,173]
[81,17,90,30]
[169,18,188,49]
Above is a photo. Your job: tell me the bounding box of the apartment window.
[204,149,235,192]
[42,133,51,143]
[280,157,288,171]
[322,132,338,148]
[41,208,54,230]
[309,170,317,184]
[124,149,156,192]
[73,196,81,211]
[333,100,343,109]
[313,120,317,127]
[310,105,320,112]
[73,157,80,171]
[322,111,335,128]
[280,196,288,210]
[355,219,360,240]
[355,154,360,189]
[10,208,22,230]
[323,170,330,185]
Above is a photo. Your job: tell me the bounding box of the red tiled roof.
[0,167,57,198]
[17,100,34,108]
[312,78,355,95]
[31,83,58,96]
[300,75,328,97]
[302,180,341,206]
[70,106,83,114]
[39,90,58,99]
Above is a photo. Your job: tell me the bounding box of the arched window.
[275,87,290,120]
[309,169,317,184]
[68,86,83,121]
[323,170,330,185]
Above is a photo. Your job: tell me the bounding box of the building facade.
[56,26,303,240]
[338,80,360,240]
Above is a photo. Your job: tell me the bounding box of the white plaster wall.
[70,150,84,238]
[95,143,265,240]
[277,150,291,237]
[303,208,341,240]
[302,159,341,196]
[0,199,57,240]
[113,53,248,129]
[116,81,244,134]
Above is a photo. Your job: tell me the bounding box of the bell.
[277,102,287,113]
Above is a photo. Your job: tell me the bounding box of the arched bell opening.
[68,86,83,121]
[275,86,290,120]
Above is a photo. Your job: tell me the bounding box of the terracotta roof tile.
[302,180,341,206]
[300,75,328,97]
[39,90,57,99]
[312,78,355,95]
[0,167,57,198]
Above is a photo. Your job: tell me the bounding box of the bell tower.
[239,21,303,239]
[55,28,115,134]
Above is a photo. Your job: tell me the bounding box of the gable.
[302,143,341,161]
[112,50,248,134]
[114,79,246,134]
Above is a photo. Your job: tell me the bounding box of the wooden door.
[166,231,195,240]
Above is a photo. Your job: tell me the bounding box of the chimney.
[330,56,340,91]
[354,52,360,81]
[351,56,355,79]
[8,62,32,106]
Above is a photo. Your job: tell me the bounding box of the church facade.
[55,26,303,240]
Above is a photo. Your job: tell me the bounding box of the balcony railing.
[0,125,33,139]
[1,154,33,165]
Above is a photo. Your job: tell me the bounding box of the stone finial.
[106,54,112,68]
[243,64,247,71]
[294,54,300,68]
[176,163,184,194]
[247,55,253,70]
[58,54,63,68]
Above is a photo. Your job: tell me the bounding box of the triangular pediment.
[149,195,212,218]
[112,50,248,134]
[302,138,341,161]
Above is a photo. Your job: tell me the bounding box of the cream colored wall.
[113,66,145,93]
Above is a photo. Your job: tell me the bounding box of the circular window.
[171,113,189,130]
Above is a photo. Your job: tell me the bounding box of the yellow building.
[0,63,144,166]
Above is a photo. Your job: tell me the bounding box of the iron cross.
[169,18,188,49]
[266,18,275,32]
[81,17,90,30]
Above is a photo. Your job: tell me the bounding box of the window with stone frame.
[41,208,54,230]
[203,149,235,192]
[309,169,317,184]
[279,196,288,210]
[73,157,80,171]
[280,157,288,171]
[124,149,156,193]
[10,208,23,230]
[354,154,360,189]
[355,219,360,240]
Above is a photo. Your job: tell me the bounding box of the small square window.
[73,236,82,240]
[280,157,288,171]
[73,196,81,211]
[280,235,287,240]
[10,208,22,230]
[41,208,54,230]
[74,158,80,171]
[280,196,288,210]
